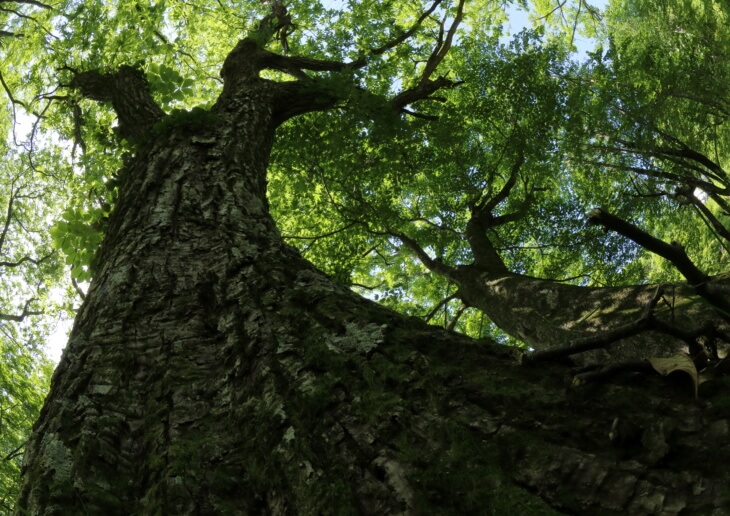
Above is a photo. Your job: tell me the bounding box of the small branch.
[0,251,54,268]
[70,100,86,158]
[676,187,730,244]
[579,158,727,196]
[3,441,26,462]
[477,151,525,216]
[282,222,358,243]
[424,293,459,322]
[13,0,52,9]
[446,303,466,331]
[259,0,445,74]
[0,298,42,322]
[72,277,87,301]
[369,0,444,60]
[420,0,465,84]
[0,185,17,255]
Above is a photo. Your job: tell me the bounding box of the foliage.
[0,332,53,511]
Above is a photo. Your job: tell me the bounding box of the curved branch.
[70,66,165,143]
[395,232,459,281]
[522,287,662,363]
[0,298,42,322]
[477,151,525,215]
[587,208,706,286]
[588,208,730,320]
[424,292,459,322]
[257,0,446,75]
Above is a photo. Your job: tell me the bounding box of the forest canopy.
[2,0,730,509]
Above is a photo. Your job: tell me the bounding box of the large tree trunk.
[16,41,730,514]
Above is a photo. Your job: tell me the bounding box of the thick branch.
[462,154,526,274]
[588,208,706,286]
[464,217,511,275]
[389,76,462,113]
[270,78,342,124]
[70,65,165,143]
[588,208,730,319]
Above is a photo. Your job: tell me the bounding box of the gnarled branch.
[70,65,165,143]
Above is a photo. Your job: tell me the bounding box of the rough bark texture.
[453,268,730,364]
[16,39,730,515]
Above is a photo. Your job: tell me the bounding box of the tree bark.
[16,40,730,515]
[456,269,730,361]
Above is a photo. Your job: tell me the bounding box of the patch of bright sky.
[502,0,609,57]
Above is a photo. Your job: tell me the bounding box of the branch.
[256,0,295,52]
[369,0,444,60]
[464,216,511,275]
[463,154,525,275]
[257,0,446,75]
[3,441,26,462]
[281,222,358,243]
[446,303,466,331]
[587,209,730,320]
[424,292,459,322]
[578,158,728,196]
[420,0,465,84]
[12,0,52,9]
[395,231,459,281]
[675,186,730,244]
[0,251,54,268]
[587,208,706,285]
[72,277,87,301]
[477,151,525,215]
[389,75,462,114]
[0,184,16,255]
[0,298,42,322]
[69,65,165,143]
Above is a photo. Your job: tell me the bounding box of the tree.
[10,0,730,513]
